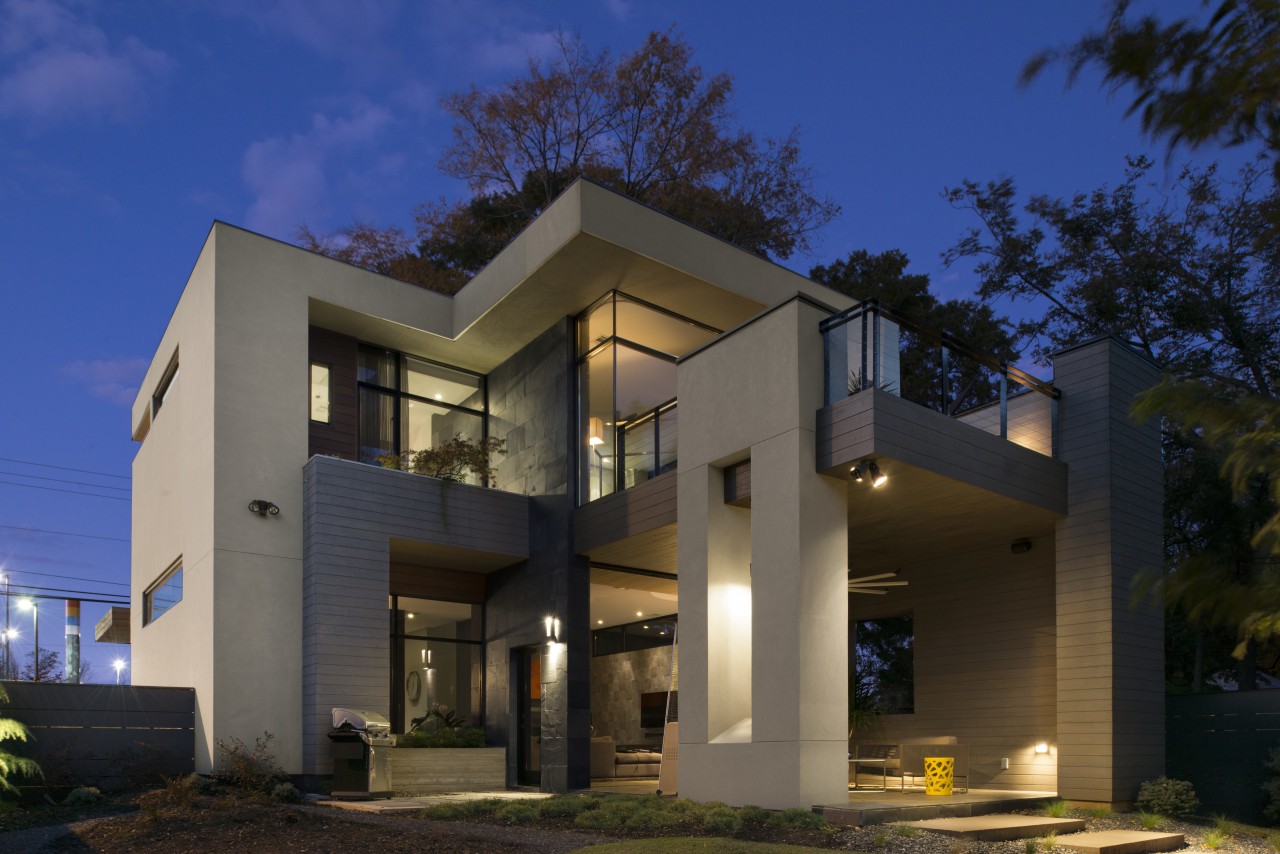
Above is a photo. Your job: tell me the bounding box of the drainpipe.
[65,599,79,684]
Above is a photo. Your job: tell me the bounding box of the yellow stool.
[924,756,954,796]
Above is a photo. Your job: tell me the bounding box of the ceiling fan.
[848,569,908,595]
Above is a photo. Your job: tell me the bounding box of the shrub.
[494,801,539,825]
[767,807,827,830]
[1024,839,1038,854]
[1136,776,1198,818]
[1043,799,1069,817]
[574,797,640,831]
[272,782,302,803]
[1204,829,1229,850]
[1082,806,1113,819]
[702,804,741,834]
[738,805,771,826]
[537,795,596,819]
[1041,831,1057,851]
[1267,830,1280,851]
[378,435,506,485]
[217,731,288,792]
[896,824,922,836]
[0,685,40,796]
[63,786,102,806]
[1138,812,1163,830]
[395,726,486,748]
[625,805,681,831]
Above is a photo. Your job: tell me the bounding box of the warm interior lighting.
[868,461,887,487]
[544,616,554,638]
[597,619,603,625]
[1035,741,1049,754]
[588,416,605,446]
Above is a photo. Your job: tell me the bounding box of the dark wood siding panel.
[723,461,751,507]
[574,471,676,555]
[390,563,486,603]
[309,325,358,460]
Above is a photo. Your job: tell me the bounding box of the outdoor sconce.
[544,615,561,642]
[1035,741,1049,754]
[851,460,887,487]
[587,417,605,447]
[1011,539,1033,555]
[248,499,280,517]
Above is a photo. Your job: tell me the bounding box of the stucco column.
[677,297,849,808]
[1053,337,1164,804]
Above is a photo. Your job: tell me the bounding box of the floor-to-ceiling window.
[390,595,484,733]
[358,345,488,481]
[577,292,718,503]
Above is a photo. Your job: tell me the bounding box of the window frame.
[151,351,180,420]
[143,558,183,626]
[389,593,486,733]
[309,361,332,424]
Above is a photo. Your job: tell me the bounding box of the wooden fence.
[1167,691,1280,823]
[2,681,195,792]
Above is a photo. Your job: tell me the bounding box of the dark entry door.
[515,646,541,786]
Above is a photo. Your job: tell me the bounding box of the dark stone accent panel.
[309,326,358,460]
[484,318,591,792]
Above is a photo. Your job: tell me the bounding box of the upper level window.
[578,292,718,503]
[151,352,179,419]
[357,345,488,479]
[310,363,331,423]
[144,558,183,626]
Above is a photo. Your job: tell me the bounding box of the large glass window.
[357,346,487,479]
[577,292,718,503]
[391,595,483,733]
[144,559,183,626]
[310,363,331,423]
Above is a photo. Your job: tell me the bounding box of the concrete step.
[1057,830,1185,854]
[904,815,1087,841]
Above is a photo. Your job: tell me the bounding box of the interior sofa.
[590,737,663,778]
[850,736,969,792]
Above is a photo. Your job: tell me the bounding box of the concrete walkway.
[308,790,551,815]
[905,815,1087,840]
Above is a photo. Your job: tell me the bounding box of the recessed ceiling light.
[636,611,643,617]
[597,619,603,624]
[434,393,442,400]
[407,613,415,619]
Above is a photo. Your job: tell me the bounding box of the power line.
[8,583,130,603]
[3,569,129,589]
[0,524,129,544]
[0,456,130,481]
[3,591,128,607]
[0,471,130,493]
[0,480,130,502]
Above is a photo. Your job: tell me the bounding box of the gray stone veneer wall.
[590,645,674,745]
[485,318,591,792]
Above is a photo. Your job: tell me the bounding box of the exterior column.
[677,297,848,808]
[1053,337,1164,804]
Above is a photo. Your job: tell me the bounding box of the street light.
[112,658,127,685]
[2,627,14,681]
[17,598,37,681]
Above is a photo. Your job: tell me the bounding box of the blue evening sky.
[0,0,1240,681]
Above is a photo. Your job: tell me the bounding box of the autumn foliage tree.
[301,30,838,293]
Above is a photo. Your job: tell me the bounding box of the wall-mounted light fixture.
[1034,741,1049,754]
[248,500,280,517]
[851,460,887,487]
[587,417,605,447]
[544,615,560,642]
[1011,539,1033,555]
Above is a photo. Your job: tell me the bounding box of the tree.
[19,648,61,683]
[945,157,1280,687]
[1024,0,1280,182]
[810,249,1021,415]
[301,30,838,292]
[0,686,39,797]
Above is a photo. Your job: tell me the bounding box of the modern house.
[129,179,1164,809]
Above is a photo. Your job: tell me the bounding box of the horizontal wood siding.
[303,456,530,776]
[723,461,751,507]
[390,563,486,603]
[850,537,1058,792]
[575,470,677,555]
[309,326,358,460]
[3,682,194,790]
[390,747,505,792]
[817,389,1067,515]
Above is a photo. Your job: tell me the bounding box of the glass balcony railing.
[820,299,1059,457]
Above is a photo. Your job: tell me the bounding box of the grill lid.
[331,708,391,731]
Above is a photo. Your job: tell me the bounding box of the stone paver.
[1056,830,1185,854]
[906,814,1087,841]
[309,790,550,815]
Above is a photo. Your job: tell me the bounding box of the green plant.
[1267,830,1280,851]
[873,830,889,848]
[216,731,288,792]
[395,725,486,748]
[1025,839,1038,854]
[738,805,771,826]
[1082,806,1113,819]
[1138,812,1163,830]
[1265,747,1280,824]
[495,801,539,825]
[574,797,642,831]
[1214,815,1234,834]
[895,824,921,836]
[538,795,596,819]
[766,807,827,830]
[1136,776,1199,818]
[272,782,302,803]
[0,685,40,796]
[702,804,741,834]
[1043,799,1069,817]
[421,797,506,820]
[625,805,681,831]
[63,786,102,806]
[1204,829,1229,850]
[1041,831,1057,850]
[378,434,506,485]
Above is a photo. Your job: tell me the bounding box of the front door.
[515,646,541,786]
